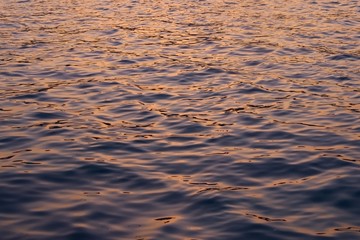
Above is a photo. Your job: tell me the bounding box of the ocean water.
[0,0,359,239]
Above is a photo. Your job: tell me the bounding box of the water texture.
[0,0,359,239]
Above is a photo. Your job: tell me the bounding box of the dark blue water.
[0,0,359,239]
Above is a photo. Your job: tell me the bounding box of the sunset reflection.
[0,0,359,239]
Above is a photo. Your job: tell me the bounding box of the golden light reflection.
[0,0,359,239]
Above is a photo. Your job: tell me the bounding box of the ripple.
[0,0,359,239]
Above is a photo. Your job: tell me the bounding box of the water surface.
[0,0,359,239]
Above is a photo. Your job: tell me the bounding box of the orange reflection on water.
[0,0,359,239]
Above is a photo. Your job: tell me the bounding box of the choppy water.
[0,0,359,239]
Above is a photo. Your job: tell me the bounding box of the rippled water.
[1,0,359,239]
